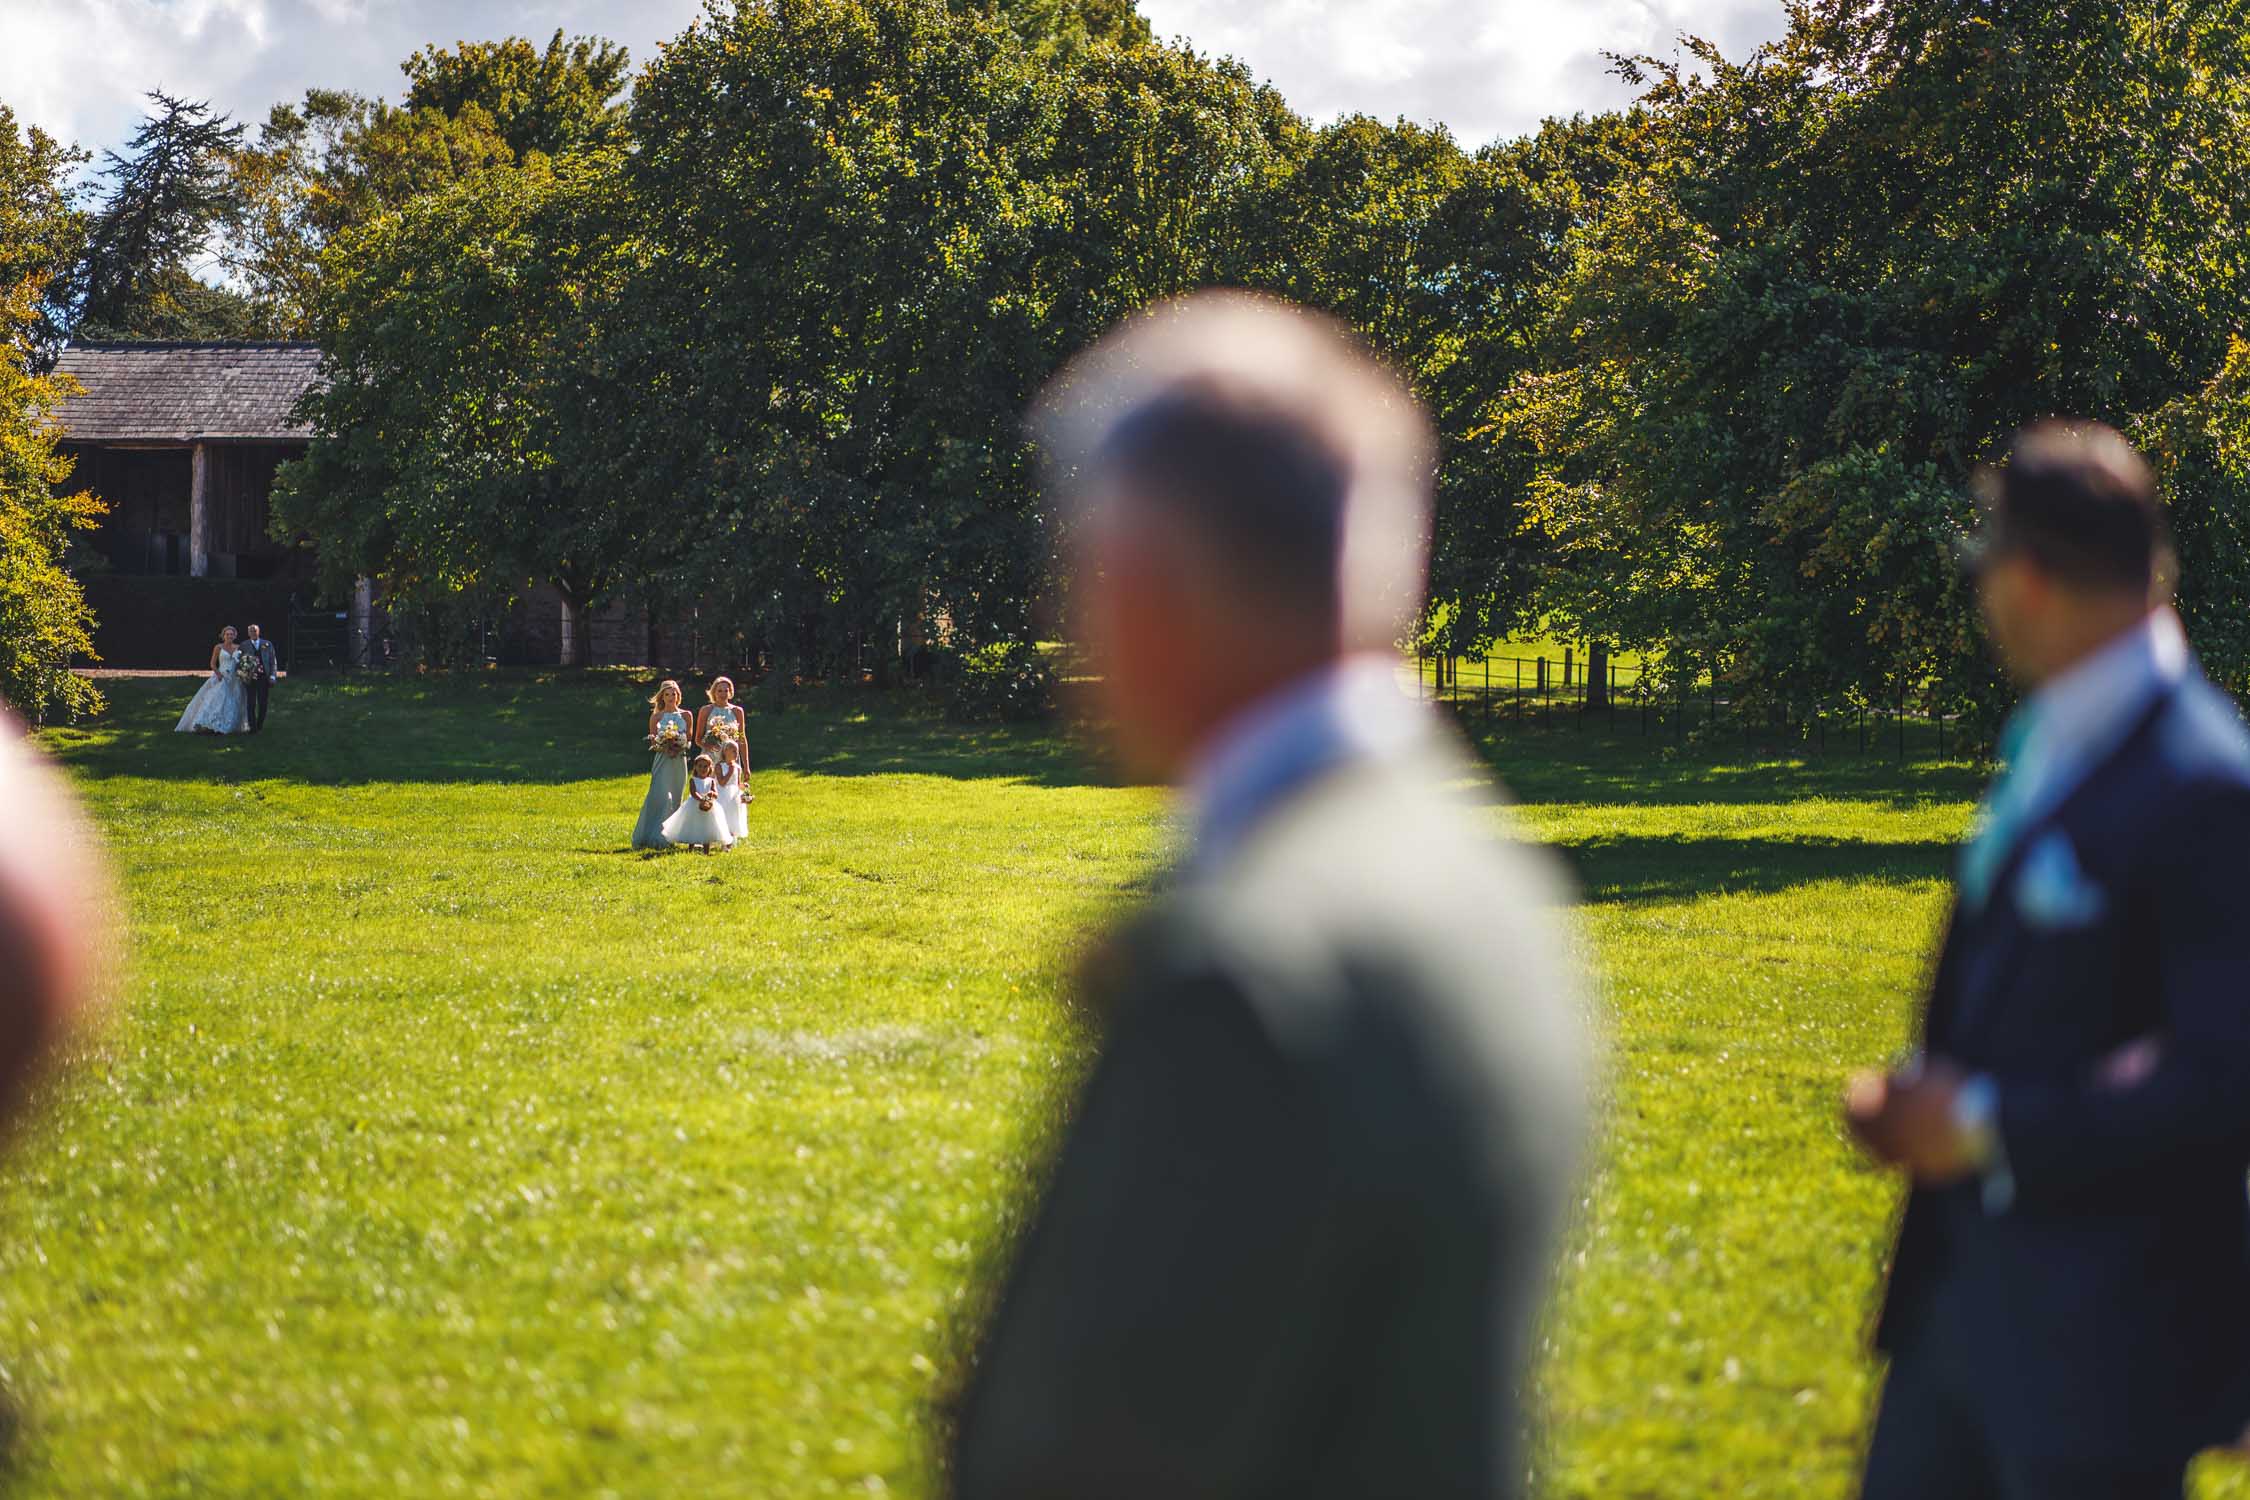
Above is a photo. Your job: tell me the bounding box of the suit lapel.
[1941,686,2175,1052]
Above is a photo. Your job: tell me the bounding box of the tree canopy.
[0,106,102,722]
[27,0,2250,719]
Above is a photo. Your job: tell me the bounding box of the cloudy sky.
[4,0,1788,162]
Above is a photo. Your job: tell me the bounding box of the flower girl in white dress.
[661,754,734,853]
[714,740,749,842]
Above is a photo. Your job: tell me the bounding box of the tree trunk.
[557,591,582,668]
[554,572,608,668]
[1587,640,1612,709]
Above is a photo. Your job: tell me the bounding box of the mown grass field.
[16,672,2250,1497]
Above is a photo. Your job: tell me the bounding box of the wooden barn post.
[188,441,211,577]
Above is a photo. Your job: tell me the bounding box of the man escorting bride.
[173,625,257,735]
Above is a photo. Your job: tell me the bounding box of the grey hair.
[1033,291,1436,650]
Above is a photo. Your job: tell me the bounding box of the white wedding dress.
[175,648,252,734]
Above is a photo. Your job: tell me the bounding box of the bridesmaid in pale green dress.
[632,679,693,850]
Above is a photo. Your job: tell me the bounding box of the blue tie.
[1958,708,2042,911]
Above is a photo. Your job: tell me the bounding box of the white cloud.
[1,0,1792,162]
[1,0,707,158]
[1139,0,1791,144]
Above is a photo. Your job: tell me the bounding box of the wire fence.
[1412,650,1984,762]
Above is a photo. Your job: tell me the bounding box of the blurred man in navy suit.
[1847,422,2250,1498]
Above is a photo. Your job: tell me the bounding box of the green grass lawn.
[16,673,2250,1497]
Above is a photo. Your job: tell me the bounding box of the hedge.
[79,576,317,670]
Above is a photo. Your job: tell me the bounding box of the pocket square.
[2013,832,2109,930]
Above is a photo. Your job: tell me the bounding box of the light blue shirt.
[1186,656,1433,879]
[1958,609,2189,912]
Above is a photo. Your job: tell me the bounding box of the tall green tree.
[274,151,643,665]
[0,111,87,365]
[0,107,102,722]
[1414,116,1634,661]
[1496,2,2250,720]
[617,0,1304,671]
[400,31,633,159]
[621,0,1069,670]
[992,0,1151,60]
[74,92,259,340]
[229,35,632,335]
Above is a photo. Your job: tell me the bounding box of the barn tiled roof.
[52,341,323,443]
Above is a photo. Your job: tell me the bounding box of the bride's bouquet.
[648,723,688,759]
[234,651,262,683]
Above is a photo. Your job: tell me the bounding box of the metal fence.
[287,606,362,673]
[1411,650,1981,762]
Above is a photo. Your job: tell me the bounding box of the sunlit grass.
[14,674,2249,1496]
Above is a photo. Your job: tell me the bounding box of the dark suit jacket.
[949,742,1587,1500]
[249,638,278,678]
[1878,672,2250,1462]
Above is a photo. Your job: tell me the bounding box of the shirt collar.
[2003,607,2189,808]
[1185,654,1431,876]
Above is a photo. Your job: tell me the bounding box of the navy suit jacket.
[1878,672,2250,1461]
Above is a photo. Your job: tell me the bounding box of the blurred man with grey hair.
[947,293,1588,1500]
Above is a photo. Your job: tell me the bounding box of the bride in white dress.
[175,626,252,735]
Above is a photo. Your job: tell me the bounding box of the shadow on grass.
[50,675,1981,863]
[1553,832,1957,905]
[1471,723,1986,812]
[45,671,1118,791]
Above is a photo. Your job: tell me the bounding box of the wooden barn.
[48,340,741,672]
[52,341,322,581]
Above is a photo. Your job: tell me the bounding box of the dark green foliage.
[990,0,1151,59]
[0,115,87,364]
[282,0,1302,673]
[74,575,304,671]
[244,0,2250,715]
[939,640,1057,722]
[400,30,632,159]
[227,37,633,336]
[273,150,638,666]
[1483,3,2250,716]
[0,107,102,723]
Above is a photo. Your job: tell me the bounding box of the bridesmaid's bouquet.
[649,723,688,758]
